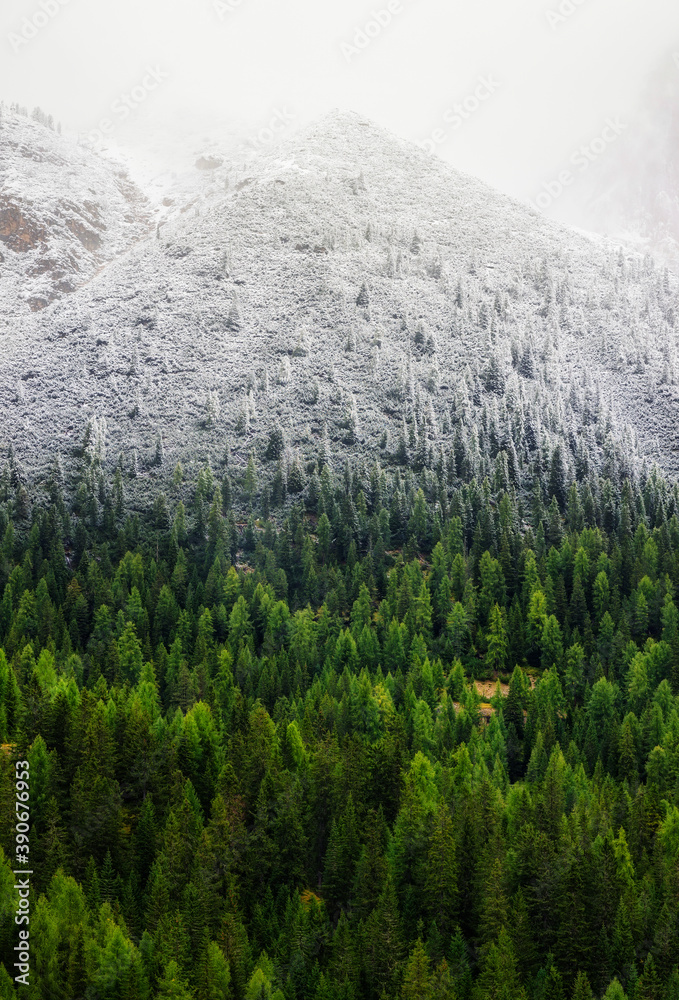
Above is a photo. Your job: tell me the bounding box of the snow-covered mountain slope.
[2,110,679,498]
[0,106,150,316]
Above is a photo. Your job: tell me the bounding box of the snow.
[0,107,150,318]
[1,107,678,498]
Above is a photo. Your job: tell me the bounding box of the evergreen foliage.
[0,427,678,998]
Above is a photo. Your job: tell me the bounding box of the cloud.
[1,0,677,208]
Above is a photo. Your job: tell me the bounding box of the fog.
[2,0,678,213]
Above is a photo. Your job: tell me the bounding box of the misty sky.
[1,0,678,207]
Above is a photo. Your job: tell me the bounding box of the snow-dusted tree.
[485,352,506,396]
[425,398,439,438]
[287,452,307,494]
[155,431,164,467]
[81,418,96,464]
[266,424,285,461]
[426,255,442,280]
[243,452,257,505]
[130,388,142,419]
[411,321,426,353]
[396,418,408,464]
[206,390,221,428]
[246,388,257,421]
[272,461,287,506]
[356,282,370,308]
[235,403,250,435]
[82,416,107,465]
[307,378,320,404]
[321,422,332,467]
[389,363,407,403]
[293,329,310,357]
[345,394,360,443]
[644,372,656,404]
[131,448,139,478]
[425,332,437,356]
[226,294,242,332]
[278,356,292,385]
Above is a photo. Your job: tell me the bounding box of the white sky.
[1,0,678,205]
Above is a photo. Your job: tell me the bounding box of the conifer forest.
[3,21,679,999]
[1,420,679,1000]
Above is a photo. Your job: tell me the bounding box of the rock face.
[195,155,224,171]
[0,107,150,315]
[1,109,678,499]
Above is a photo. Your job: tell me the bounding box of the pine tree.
[155,430,165,466]
[478,858,509,951]
[323,793,360,908]
[474,926,522,1000]
[244,452,258,506]
[206,391,221,428]
[549,444,568,510]
[486,604,508,676]
[266,425,284,460]
[485,352,506,396]
[356,281,370,307]
[401,939,432,1000]
[227,295,242,332]
[423,802,458,937]
[571,971,594,1000]
[156,960,194,999]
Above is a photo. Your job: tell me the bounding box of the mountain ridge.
[1,106,678,508]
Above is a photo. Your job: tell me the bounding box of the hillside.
[2,109,679,505]
[1,107,679,1000]
[0,104,150,317]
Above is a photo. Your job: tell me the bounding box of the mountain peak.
[2,102,678,490]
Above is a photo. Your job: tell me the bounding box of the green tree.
[486,603,508,676]
[423,802,458,937]
[473,926,524,1000]
[401,939,432,1000]
[244,452,258,506]
[157,960,195,999]
[448,602,470,659]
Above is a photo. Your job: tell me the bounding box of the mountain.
[0,105,150,317]
[1,108,678,505]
